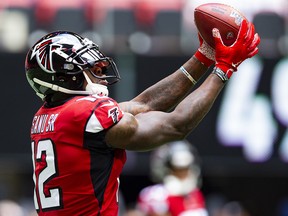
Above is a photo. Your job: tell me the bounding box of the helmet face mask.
[25,31,120,100]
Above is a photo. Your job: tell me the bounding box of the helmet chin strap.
[33,72,109,97]
[83,71,109,96]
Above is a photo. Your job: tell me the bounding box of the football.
[194,3,247,48]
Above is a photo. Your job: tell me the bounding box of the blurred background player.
[137,140,208,216]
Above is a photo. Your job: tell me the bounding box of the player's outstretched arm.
[107,20,260,151]
[107,74,224,151]
[119,36,215,115]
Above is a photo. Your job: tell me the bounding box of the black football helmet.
[25,31,120,100]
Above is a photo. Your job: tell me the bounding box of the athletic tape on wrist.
[212,67,229,83]
[180,66,197,85]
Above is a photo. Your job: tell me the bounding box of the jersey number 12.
[31,139,62,211]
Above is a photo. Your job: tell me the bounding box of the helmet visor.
[68,40,121,85]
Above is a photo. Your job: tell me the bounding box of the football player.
[137,140,207,216]
[25,19,259,215]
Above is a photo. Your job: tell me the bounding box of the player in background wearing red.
[25,19,260,216]
[137,140,208,216]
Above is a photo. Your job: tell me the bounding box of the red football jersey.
[137,184,208,216]
[30,95,126,216]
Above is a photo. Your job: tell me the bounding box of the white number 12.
[32,139,62,211]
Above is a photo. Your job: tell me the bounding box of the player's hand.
[213,19,260,79]
[194,33,215,68]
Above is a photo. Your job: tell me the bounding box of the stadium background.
[0,0,287,215]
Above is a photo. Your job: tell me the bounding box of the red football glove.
[194,33,215,67]
[213,19,260,81]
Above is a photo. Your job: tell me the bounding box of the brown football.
[194,3,247,48]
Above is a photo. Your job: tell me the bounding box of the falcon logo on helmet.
[25,31,121,101]
[31,38,62,74]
